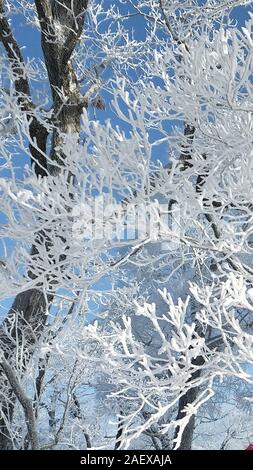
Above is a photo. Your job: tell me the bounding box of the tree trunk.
[174,355,204,450]
[174,385,199,450]
[0,0,89,449]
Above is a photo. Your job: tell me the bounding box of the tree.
[0,0,253,450]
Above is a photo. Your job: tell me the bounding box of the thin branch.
[158,0,189,52]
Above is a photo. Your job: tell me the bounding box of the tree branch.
[0,0,30,105]
[0,0,49,177]
[0,355,39,450]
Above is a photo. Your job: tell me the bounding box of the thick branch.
[0,356,39,450]
[35,1,89,169]
[0,0,30,100]
[35,0,88,92]
[174,356,204,450]
[0,0,49,177]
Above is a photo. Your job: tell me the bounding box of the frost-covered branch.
[0,354,39,450]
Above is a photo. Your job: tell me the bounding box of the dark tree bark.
[173,383,199,449]
[114,417,124,450]
[173,356,204,450]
